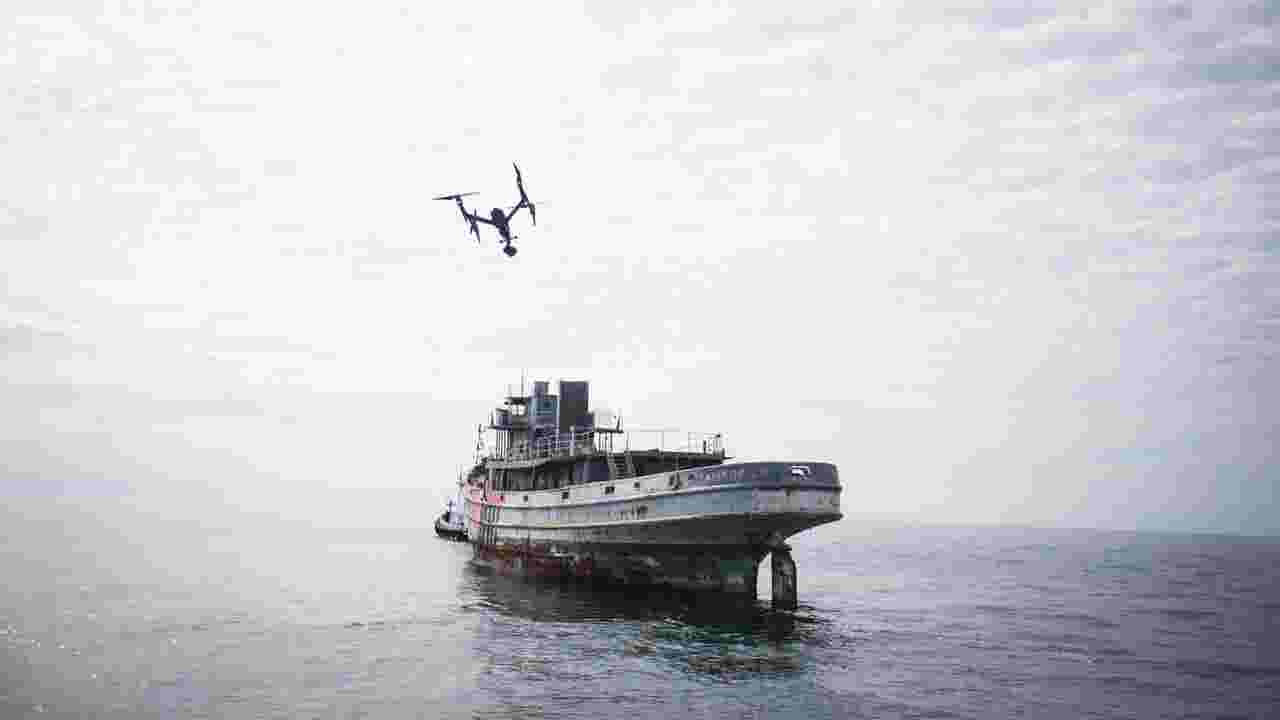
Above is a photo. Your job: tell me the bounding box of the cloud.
[0,322,85,354]
[2,0,1277,535]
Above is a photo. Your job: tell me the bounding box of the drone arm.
[454,204,492,243]
[464,210,497,226]
[509,200,536,226]
[504,196,536,225]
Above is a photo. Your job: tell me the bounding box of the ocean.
[2,510,1277,719]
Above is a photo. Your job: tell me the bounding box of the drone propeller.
[510,163,537,226]
[433,192,479,201]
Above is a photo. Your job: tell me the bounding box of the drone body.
[434,163,536,257]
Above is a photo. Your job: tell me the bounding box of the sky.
[2,0,1278,535]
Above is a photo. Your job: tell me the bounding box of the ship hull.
[463,461,841,593]
[471,541,770,592]
[434,519,467,541]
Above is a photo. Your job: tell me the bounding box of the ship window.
[523,495,529,502]
[604,485,615,495]
[561,490,569,500]
[633,481,640,489]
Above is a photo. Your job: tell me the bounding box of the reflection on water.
[457,561,819,686]
[461,561,807,640]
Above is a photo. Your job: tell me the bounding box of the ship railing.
[614,429,725,456]
[490,429,725,463]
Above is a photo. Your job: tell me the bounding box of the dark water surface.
[2,510,1278,718]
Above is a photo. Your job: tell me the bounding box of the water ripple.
[1,526,1277,719]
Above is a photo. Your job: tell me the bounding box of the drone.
[434,163,537,257]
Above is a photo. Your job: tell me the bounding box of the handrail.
[488,428,725,463]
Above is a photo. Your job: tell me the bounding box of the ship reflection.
[460,562,809,642]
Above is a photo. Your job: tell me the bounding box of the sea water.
[2,507,1277,719]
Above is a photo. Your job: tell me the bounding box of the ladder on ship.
[607,452,635,482]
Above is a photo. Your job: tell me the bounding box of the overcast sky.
[3,1,1277,535]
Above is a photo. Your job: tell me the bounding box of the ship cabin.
[478,379,726,494]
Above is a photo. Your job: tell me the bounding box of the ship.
[460,379,842,608]
[434,499,467,541]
